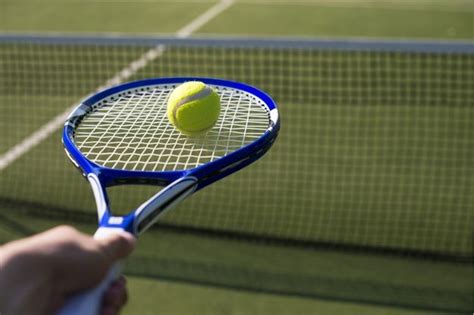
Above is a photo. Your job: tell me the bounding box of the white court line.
[176,0,234,38]
[0,0,235,172]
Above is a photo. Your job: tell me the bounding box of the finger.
[103,278,128,308]
[97,232,136,263]
[101,304,118,315]
[47,228,134,293]
[39,226,112,291]
[101,279,128,315]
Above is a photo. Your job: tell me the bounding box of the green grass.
[1,0,473,39]
[124,276,447,315]
[0,1,213,34]
[199,3,474,39]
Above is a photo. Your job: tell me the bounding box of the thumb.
[96,232,136,264]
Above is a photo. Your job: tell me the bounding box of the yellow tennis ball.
[167,81,221,136]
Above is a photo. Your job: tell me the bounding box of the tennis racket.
[59,77,279,315]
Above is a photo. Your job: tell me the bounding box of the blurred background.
[0,0,473,314]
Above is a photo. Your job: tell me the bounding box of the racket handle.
[57,227,129,315]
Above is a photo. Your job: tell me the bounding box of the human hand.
[0,225,135,315]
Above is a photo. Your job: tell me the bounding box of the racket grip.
[57,227,129,315]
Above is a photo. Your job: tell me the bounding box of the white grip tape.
[57,227,129,315]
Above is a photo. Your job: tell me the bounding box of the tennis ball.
[167,81,221,136]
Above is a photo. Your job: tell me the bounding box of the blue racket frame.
[63,77,280,235]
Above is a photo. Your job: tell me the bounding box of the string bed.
[74,84,271,171]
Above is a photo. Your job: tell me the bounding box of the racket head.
[63,77,279,196]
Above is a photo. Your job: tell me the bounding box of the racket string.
[112,89,167,170]
[102,92,150,168]
[74,84,270,171]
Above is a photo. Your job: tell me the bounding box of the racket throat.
[134,177,198,234]
[88,173,110,221]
